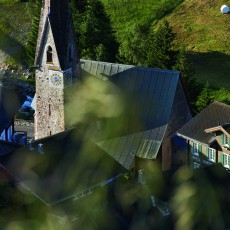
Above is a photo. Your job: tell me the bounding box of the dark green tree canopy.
[147,20,177,70]
[70,0,118,62]
[26,0,42,67]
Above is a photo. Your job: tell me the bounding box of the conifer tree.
[195,82,212,112]
[70,0,118,62]
[117,23,149,65]
[26,0,41,67]
[212,88,230,105]
[173,46,200,109]
[147,20,177,69]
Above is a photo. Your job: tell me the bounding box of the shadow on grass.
[0,29,27,66]
[189,51,230,90]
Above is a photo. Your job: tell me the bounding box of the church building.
[33,0,192,172]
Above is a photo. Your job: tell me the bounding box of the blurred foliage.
[1,73,230,230]
[171,166,226,230]
[65,75,125,137]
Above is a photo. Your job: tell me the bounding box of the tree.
[146,20,177,69]
[195,82,212,113]
[212,88,230,105]
[173,46,200,109]
[26,0,41,67]
[70,0,118,62]
[195,83,230,113]
[116,23,149,65]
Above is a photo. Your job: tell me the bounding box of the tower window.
[46,45,53,63]
[49,104,51,116]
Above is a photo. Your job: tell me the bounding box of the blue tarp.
[171,135,187,149]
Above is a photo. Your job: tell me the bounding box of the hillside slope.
[0,0,230,90]
[101,0,230,90]
[164,0,230,89]
[0,2,31,67]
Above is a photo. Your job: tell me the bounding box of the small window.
[192,142,199,156]
[223,134,229,145]
[223,153,230,168]
[209,148,216,162]
[49,104,51,116]
[46,45,53,63]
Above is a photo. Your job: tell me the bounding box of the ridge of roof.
[212,100,230,109]
[80,59,180,76]
[80,60,180,159]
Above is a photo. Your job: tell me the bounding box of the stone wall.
[35,21,65,139]
[15,119,34,127]
[14,119,34,139]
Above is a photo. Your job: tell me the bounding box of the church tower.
[34,0,79,139]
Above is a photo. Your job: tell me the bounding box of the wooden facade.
[176,101,230,170]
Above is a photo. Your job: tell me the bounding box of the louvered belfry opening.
[46,45,53,63]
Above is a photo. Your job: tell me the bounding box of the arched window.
[46,45,53,63]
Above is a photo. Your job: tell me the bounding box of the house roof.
[0,128,126,205]
[177,101,230,144]
[0,140,20,156]
[0,87,25,133]
[80,60,180,162]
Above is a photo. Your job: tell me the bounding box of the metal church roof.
[80,60,180,163]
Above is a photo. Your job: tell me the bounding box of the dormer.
[221,133,230,150]
[205,124,230,151]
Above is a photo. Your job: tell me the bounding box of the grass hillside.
[0,2,31,67]
[0,0,230,90]
[165,0,230,89]
[101,0,230,90]
[101,0,183,36]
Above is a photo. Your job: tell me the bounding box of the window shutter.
[191,141,194,153]
[220,134,224,144]
[221,153,224,165]
[213,150,216,162]
[206,147,209,158]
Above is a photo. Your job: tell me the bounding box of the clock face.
[50,73,62,86]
